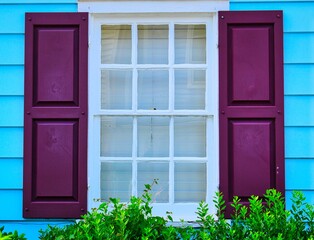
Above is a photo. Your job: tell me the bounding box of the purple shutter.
[219,11,284,217]
[23,13,88,218]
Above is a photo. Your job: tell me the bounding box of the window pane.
[138,162,169,202]
[101,117,133,157]
[174,163,206,202]
[138,25,168,64]
[101,162,132,202]
[101,70,132,109]
[175,69,205,110]
[138,117,169,157]
[138,70,169,110]
[174,117,206,157]
[175,24,206,64]
[101,25,131,64]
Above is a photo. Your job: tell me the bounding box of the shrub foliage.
[0,226,26,240]
[36,182,314,240]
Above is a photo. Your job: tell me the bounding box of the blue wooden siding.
[285,33,314,63]
[231,0,314,206]
[0,0,313,238]
[0,221,75,240]
[285,65,314,95]
[0,159,22,189]
[0,1,77,239]
[0,66,24,95]
[0,4,78,34]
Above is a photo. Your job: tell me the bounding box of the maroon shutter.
[23,13,88,218]
[219,11,284,217]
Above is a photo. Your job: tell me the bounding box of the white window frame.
[80,0,229,221]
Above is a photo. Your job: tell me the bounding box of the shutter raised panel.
[23,13,88,218]
[219,11,284,217]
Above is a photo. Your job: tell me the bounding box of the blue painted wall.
[230,0,314,207]
[0,1,77,239]
[1,0,314,238]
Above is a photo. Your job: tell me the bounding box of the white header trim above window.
[78,1,229,14]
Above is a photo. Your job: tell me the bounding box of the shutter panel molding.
[23,12,88,218]
[219,11,284,217]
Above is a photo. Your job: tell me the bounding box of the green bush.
[0,226,26,240]
[196,189,314,240]
[39,183,314,240]
[39,180,175,240]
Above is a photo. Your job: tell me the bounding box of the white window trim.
[78,0,229,14]
[81,0,229,221]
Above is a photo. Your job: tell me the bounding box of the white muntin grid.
[87,12,220,220]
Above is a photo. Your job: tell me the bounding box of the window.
[88,14,219,220]
[23,3,284,219]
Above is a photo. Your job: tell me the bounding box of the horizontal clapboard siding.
[0,97,23,127]
[286,159,314,189]
[0,66,24,95]
[285,65,314,95]
[285,96,314,126]
[0,190,23,220]
[285,127,314,158]
[231,1,314,32]
[0,35,24,64]
[0,4,77,34]
[0,221,75,240]
[0,159,23,189]
[0,128,23,158]
[0,1,77,239]
[285,33,314,63]
[231,0,314,208]
[0,0,76,3]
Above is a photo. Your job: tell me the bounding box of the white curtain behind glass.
[175,69,205,109]
[138,25,168,64]
[138,162,169,203]
[100,116,133,157]
[175,25,206,64]
[138,70,169,110]
[100,23,207,203]
[101,70,132,109]
[101,162,132,202]
[137,117,170,157]
[101,25,131,64]
[175,163,206,202]
[174,117,206,157]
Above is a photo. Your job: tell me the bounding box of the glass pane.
[175,24,206,64]
[174,117,206,157]
[101,117,133,157]
[138,70,169,110]
[138,162,169,202]
[101,70,132,109]
[175,69,205,110]
[174,163,206,202]
[101,162,132,202]
[138,117,169,157]
[138,25,168,64]
[101,25,131,64]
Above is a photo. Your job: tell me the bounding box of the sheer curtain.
[101,70,132,109]
[138,70,169,110]
[175,24,206,64]
[100,23,207,203]
[138,25,168,64]
[101,25,131,64]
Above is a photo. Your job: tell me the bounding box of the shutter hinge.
[217,43,219,49]
[88,41,90,48]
